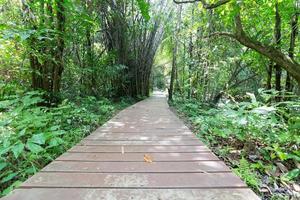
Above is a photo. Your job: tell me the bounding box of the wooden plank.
[94,127,192,134]
[103,120,185,125]
[21,172,246,188]
[57,152,219,162]
[42,161,230,173]
[105,119,184,125]
[105,119,184,123]
[68,145,211,153]
[88,132,194,137]
[79,140,203,146]
[100,125,189,129]
[85,135,198,141]
[3,188,260,200]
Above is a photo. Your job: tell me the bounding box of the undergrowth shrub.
[171,91,300,199]
[0,90,133,196]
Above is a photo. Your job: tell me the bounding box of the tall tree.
[274,2,282,100]
[53,0,66,93]
[187,7,195,99]
[286,4,299,92]
[169,5,182,101]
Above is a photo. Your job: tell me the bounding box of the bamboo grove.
[1,0,167,101]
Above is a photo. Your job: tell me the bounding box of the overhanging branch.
[208,12,300,84]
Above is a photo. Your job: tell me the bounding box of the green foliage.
[1,0,300,199]
[171,91,300,199]
[152,65,167,90]
[136,0,151,21]
[281,169,300,182]
[0,89,132,196]
[233,158,261,191]
[270,195,289,200]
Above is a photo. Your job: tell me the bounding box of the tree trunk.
[84,0,96,96]
[266,62,273,90]
[52,0,66,94]
[286,10,298,92]
[274,2,282,101]
[169,5,182,101]
[188,7,194,99]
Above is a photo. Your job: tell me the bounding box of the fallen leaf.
[144,154,153,163]
[276,162,288,173]
[293,183,300,192]
[295,161,300,169]
[260,184,272,194]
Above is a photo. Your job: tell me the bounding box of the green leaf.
[26,142,44,153]
[30,133,46,145]
[0,146,11,156]
[52,130,66,136]
[282,169,300,182]
[22,95,43,107]
[11,143,24,159]
[50,125,60,131]
[24,166,37,174]
[136,0,150,21]
[277,151,288,161]
[0,162,8,171]
[18,128,26,136]
[286,154,300,162]
[289,121,300,130]
[1,172,18,183]
[48,137,64,147]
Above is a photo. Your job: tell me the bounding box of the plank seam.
[55,160,221,162]
[40,171,232,174]
[19,186,249,189]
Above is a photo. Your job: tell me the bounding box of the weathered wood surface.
[2,92,260,200]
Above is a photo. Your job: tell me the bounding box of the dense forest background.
[0,0,299,199]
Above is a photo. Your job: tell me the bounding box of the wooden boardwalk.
[3,92,259,200]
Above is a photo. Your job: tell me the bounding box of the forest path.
[3,92,259,200]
